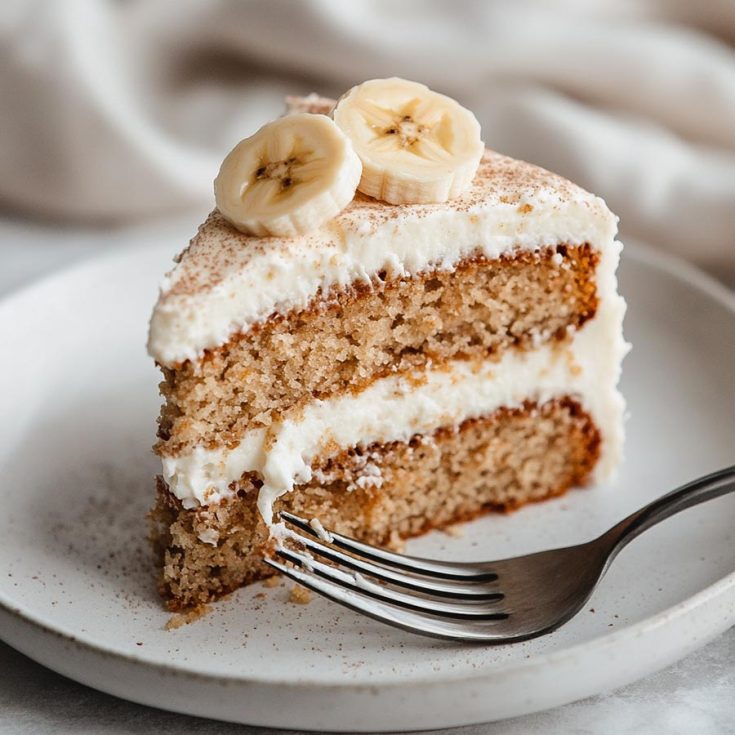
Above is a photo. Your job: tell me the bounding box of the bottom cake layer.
[150,397,601,610]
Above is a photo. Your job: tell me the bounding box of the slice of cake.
[148,78,627,611]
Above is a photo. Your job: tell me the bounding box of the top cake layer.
[148,149,617,367]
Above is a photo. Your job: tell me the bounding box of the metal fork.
[265,465,735,642]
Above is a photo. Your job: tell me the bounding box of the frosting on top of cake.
[148,149,617,366]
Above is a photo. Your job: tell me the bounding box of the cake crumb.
[565,349,583,376]
[289,584,313,604]
[442,523,465,538]
[165,604,210,630]
[385,531,406,554]
[263,574,281,588]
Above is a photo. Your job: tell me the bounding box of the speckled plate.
[0,235,734,732]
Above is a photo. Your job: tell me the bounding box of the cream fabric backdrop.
[1,0,734,273]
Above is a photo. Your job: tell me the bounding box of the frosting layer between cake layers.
[161,235,627,528]
[148,151,617,367]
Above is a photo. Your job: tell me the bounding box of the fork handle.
[601,464,735,556]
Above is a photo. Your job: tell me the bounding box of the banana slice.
[214,113,362,237]
[332,78,484,205]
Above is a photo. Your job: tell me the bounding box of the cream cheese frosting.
[161,237,628,530]
[148,150,617,367]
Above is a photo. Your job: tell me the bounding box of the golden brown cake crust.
[156,244,599,455]
[150,397,601,611]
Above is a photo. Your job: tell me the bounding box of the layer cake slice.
[148,89,627,610]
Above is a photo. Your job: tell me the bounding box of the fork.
[265,465,735,642]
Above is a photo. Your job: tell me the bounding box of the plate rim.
[0,238,734,692]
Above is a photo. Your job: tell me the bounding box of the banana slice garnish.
[214,113,362,237]
[332,78,484,205]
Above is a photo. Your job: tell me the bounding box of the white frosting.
[309,518,334,543]
[162,237,628,525]
[196,528,220,546]
[148,151,617,366]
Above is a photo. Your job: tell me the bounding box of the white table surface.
[1,213,733,735]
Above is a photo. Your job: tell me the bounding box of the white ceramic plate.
[0,238,734,732]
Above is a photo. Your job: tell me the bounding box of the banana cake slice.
[148,79,627,610]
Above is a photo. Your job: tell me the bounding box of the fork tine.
[280,511,496,581]
[264,557,517,642]
[276,546,506,620]
[278,526,502,599]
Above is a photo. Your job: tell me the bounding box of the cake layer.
[161,242,625,527]
[151,397,601,610]
[156,243,599,454]
[148,151,617,368]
